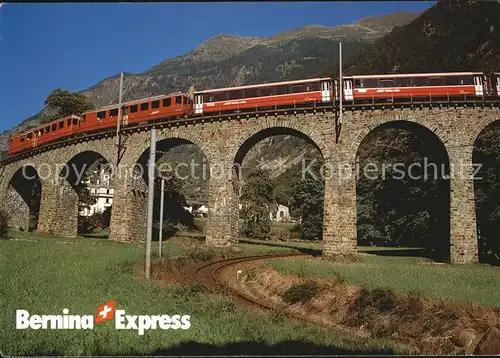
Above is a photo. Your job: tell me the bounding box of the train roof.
[194,77,332,94]
[344,72,484,79]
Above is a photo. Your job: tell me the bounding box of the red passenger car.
[341,72,486,103]
[77,92,192,135]
[8,115,82,155]
[193,77,333,115]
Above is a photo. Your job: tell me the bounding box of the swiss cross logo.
[95,300,116,324]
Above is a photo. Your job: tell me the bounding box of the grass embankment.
[0,231,409,356]
[265,255,500,309]
[237,264,500,355]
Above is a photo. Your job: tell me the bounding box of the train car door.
[473,75,484,96]
[320,81,331,102]
[496,74,500,96]
[343,79,353,100]
[194,94,203,114]
[122,106,129,125]
[32,132,38,148]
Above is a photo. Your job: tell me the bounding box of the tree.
[290,161,324,240]
[240,169,276,239]
[473,122,500,265]
[41,89,94,123]
[153,173,194,239]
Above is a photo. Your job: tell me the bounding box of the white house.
[183,200,209,218]
[271,204,292,222]
[80,168,114,216]
[239,203,293,222]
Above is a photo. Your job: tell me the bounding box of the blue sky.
[0,2,434,132]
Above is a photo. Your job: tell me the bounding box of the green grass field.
[266,254,500,308]
[0,231,410,356]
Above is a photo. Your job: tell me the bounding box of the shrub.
[355,288,397,313]
[281,280,319,304]
[0,209,10,239]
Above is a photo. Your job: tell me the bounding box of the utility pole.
[158,177,165,258]
[339,42,343,125]
[145,128,156,280]
[116,72,124,166]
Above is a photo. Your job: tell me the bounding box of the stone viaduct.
[0,106,499,264]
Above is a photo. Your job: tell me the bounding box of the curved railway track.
[191,252,308,311]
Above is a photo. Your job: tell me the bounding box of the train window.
[59,121,64,129]
[109,108,119,117]
[162,98,171,107]
[428,77,443,86]
[412,77,427,86]
[290,84,304,93]
[20,136,25,143]
[395,78,411,87]
[309,82,320,91]
[276,85,288,95]
[260,87,275,96]
[444,76,460,85]
[45,126,50,134]
[52,124,57,131]
[38,129,43,136]
[363,79,378,88]
[82,114,86,121]
[175,96,182,105]
[151,100,160,109]
[73,118,78,126]
[228,90,244,100]
[214,92,227,102]
[97,111,106,120]
[140,102,149,111]
[27,133,32,140]
[459,77,474,85]
[379,79,395,87]
[130,104,138,113]
[203,94,213,102]
[245,88,259,98]
[354,79,362,88]
[67,119,72,126]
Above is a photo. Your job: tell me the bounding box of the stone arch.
[351,116,449,161]
[227,120,331,166]
[53,150,114,235]
[134,129,216,169]
[60,150,113,188]
[133,131,214,186]
[354,119,452,261]
[227,121,329,244]
[468,114,500,148]
[4,164,43,232]
[472,118,500,264]
[108,131,214,243]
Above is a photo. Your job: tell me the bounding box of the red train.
[7,72,500,156]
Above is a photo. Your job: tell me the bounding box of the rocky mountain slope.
[343,0,500,74]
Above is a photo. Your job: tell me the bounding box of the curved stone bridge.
[1,106,499,264]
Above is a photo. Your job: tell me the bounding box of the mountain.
[344,0,500,74]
